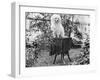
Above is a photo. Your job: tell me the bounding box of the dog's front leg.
[53,53,57,64]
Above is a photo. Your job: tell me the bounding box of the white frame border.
[11,2,96,78]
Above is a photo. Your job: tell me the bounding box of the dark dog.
[50,38,72,64]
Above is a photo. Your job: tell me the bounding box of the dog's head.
[51,14,61,25]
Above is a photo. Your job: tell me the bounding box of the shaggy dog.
[50,14,65,38]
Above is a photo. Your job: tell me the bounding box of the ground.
[26,48,83,67]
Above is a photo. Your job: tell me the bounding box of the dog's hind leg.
[61,53,66,64]
[66,51,72,62]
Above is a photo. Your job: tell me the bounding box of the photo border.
[11,2,96,78]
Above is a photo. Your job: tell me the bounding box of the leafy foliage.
[25,12,90,67]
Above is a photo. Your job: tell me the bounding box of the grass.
[26,48,89,67]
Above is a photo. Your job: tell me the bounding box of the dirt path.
[34,48,82,66]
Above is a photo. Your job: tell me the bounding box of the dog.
[50,14,65,38]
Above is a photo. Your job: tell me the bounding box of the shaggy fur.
[50,14,65,38]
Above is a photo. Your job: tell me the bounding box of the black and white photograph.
[10,2,97,77]
[25,12,90,67]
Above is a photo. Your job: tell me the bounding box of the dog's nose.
[55,19,59,22]
[56,19,59,22]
